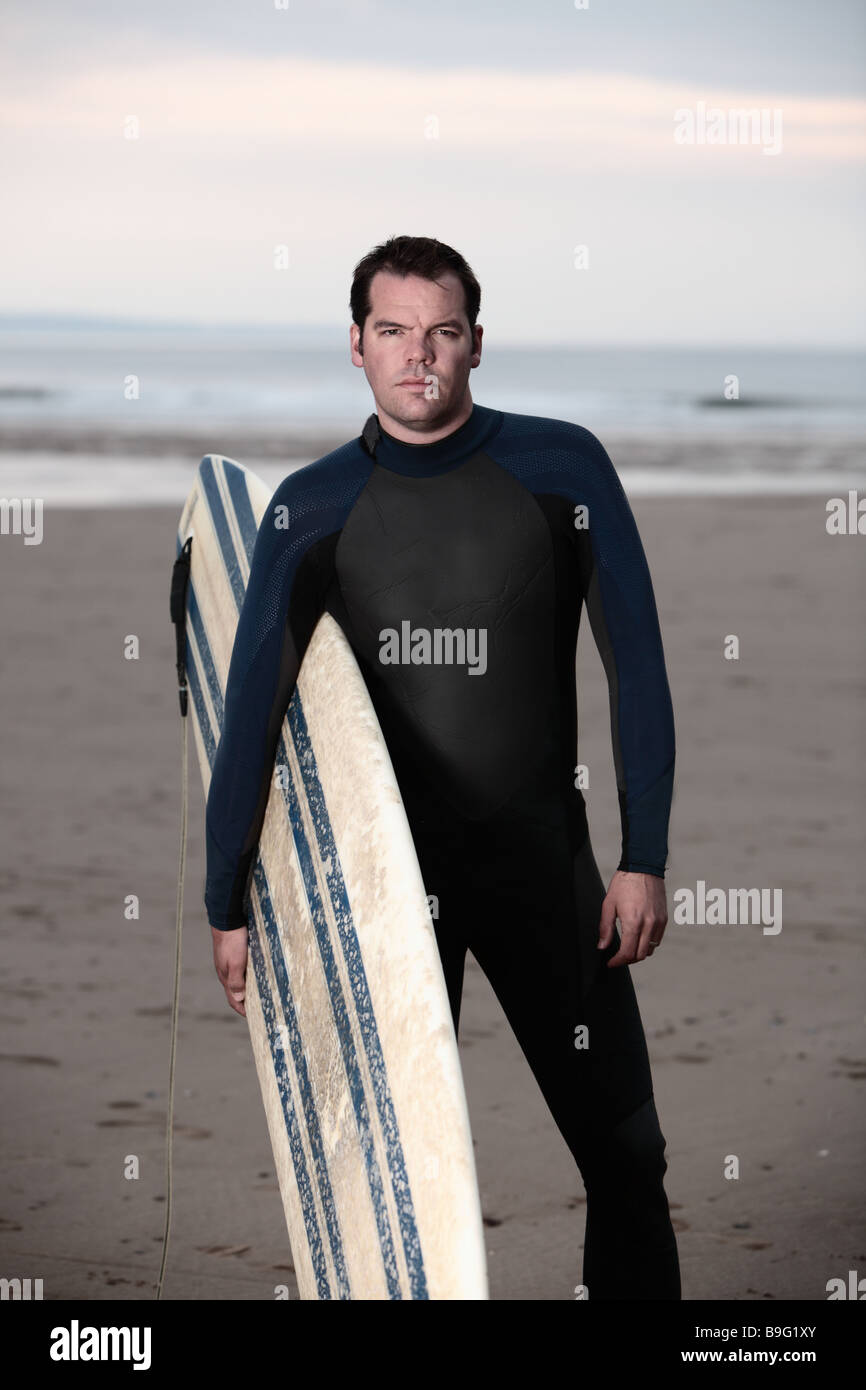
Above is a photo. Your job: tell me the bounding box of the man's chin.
[384,393,449,427]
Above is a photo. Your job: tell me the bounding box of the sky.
[2,0,864,345]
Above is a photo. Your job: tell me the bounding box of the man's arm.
[573,426,675,875]
[204,482,310,936]
[205,477,324,1017]
[570,427,675,964]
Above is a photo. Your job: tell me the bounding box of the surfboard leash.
[158,536,193,1300]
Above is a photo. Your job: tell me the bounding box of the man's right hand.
[211,924,248,1017]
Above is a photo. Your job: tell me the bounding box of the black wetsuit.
[206,402,681,1299]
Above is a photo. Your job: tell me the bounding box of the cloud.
[2,56,863,170]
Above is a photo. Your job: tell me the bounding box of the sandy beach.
[0,466,863,1301]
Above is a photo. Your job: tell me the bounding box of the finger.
[645,918,668,960]
[227,962,246,992]
[606,923,641,968]
[634,915,659,962]
[215,948,246,984]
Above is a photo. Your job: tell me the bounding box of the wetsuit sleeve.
[204,476,330,930]
[572,427,675,877]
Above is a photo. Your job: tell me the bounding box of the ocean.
[0,326,863,503]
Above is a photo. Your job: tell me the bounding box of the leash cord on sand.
[156,692,188,1300]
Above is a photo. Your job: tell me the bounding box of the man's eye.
[380,328,456,336]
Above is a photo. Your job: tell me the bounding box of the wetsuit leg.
[571,837,681,1300]
[462,831,681,1300]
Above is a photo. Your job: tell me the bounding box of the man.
[206,235,680,1300]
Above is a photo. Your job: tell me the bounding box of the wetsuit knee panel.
[584,1094,669,1187]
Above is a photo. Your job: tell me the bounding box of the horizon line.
[0,313,863,353]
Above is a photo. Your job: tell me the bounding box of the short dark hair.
[350,235,481,348]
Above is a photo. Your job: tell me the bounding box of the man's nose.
[405,331,433,361]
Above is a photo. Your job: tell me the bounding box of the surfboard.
[176,455,489,1300]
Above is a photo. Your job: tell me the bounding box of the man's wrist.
[617,858,666,879]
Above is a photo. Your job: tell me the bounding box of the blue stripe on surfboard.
[245,952,332,1300]
[248,862,351,1300]
[187,584,224,726]
[289,701,427,1298]
[199,457,245,609]
[184,642,216,768]
[218,458,428,1300]
[275,730,402,1297]
[222,459,259,549]
[180,545,349,1299]
[245,924,334,1299]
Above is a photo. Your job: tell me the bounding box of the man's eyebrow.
[371,317,464,331]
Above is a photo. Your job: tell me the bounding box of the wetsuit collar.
[360,402,503,476]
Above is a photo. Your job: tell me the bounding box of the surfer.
[206,235,681,1300]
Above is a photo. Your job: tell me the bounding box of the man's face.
[350,270,482,433]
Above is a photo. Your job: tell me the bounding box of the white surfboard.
[177,455,488,1300]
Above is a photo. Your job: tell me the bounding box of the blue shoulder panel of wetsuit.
[487,412,675,877]
[204,442,374,930]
